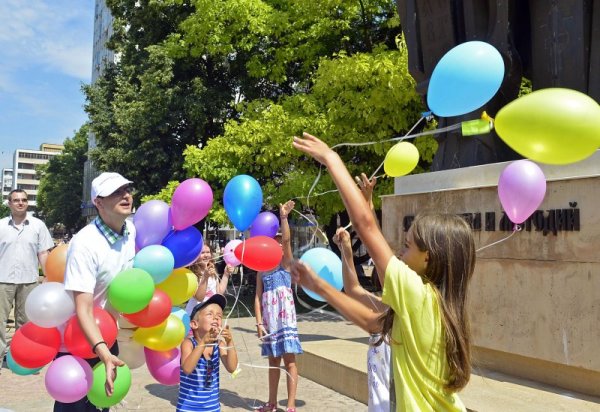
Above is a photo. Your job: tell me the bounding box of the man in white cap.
[58,172,135,411]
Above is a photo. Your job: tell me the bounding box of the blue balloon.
[7,348,43,376]
[427,41,504,117]
[223,175,263,231]
[134,245,176,284]
[161,227,203,268]
[171,307,191,336]
[299,248,343,302]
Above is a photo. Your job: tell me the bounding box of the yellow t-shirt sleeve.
[381,256,428,314]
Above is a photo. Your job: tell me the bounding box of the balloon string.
[475,225,521,253]
[329,118,458,150]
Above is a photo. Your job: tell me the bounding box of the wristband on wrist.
[92,341,108,354]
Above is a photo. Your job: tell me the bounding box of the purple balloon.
[249,212,280,238]
[498,160,546,224]
[144,347,180,386]
[45,355,93,403]
[162,226,204,268]
[171,178,214,230]
[134,200,172,249]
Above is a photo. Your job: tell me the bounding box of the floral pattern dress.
[260,267,303,357]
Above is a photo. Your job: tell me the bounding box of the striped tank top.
[177,338,221,411]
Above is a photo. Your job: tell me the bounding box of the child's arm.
[291,260,383,334]
[180,330,216,375]
[280,200,294,271]
[334,228,386,313]
[216,264,234,295]
[219,325,238,373]
[254,272,266,337]
[293,133,394,287]
[192,262,210,302]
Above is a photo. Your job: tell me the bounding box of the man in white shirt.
[0,189,54,360]
[59,172,136,411]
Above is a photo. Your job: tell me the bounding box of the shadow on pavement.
[145,383,178,407]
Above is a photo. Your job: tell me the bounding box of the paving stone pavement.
[0,315,366,411]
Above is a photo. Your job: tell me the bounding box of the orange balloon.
[46,244,68,282]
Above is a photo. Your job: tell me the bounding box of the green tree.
[150,41,432,228]
[0,203,9,219]
[37,125,89,234]
[84,0,401,201]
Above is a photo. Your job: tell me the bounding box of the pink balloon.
[45,355,93,403]
[498,160,546,224]
[171,178,214,230]
[144,347,181,385]
[223,239,242,266]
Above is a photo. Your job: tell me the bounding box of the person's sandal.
[286,408,296,412]
[257,403,276,412]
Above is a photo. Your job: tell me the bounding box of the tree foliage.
[0,203,9,219]
[174,41,432,225]
[37,125,89,234]
[85,0,402,202]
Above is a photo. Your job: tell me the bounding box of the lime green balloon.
[384,141,419,177]
[108,268,155,314]
[132,314,185,351]
[495,88,600,164]
[87,363,132,408]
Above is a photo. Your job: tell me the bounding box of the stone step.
[297,338,600,411]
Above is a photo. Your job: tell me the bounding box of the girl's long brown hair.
[407,213,475,391]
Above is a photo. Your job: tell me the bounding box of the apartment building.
[12,144,64,210]
[1,168,13,204]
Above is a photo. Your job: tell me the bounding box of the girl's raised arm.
[293,133,393,286]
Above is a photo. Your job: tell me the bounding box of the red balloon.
[64,307,118,359]
[123,289,172,327]
[234,236,283,272]
[10,322,61,368]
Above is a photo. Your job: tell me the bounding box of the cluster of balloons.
[407,40,600,225]
[223,175,283,271]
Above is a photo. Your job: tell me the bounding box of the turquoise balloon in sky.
[427,41,504,117]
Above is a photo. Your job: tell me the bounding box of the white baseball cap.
[91,172,133,202]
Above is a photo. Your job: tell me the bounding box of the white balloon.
[117,330,146,369]
[25,282,75,328]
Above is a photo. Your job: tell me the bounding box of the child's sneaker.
[257,403,276,412]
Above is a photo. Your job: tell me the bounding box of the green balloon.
[87,363,132,408]
[108,268,155,314]
[495,88,600,165]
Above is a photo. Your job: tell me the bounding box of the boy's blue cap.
[190,294,227,320]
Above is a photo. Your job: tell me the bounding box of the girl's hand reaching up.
[292,132,337,165]
[333,228,352,255]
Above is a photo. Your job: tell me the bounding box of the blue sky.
[0,0,94,170]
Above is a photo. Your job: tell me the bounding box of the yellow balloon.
[133,314,185,351]
[495,88,600,164]
[156,268,198,305]
[384,141,419,177]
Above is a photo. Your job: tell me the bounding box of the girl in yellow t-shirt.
[291,133,476,412]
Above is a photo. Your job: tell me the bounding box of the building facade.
[11,144,64,210]
[82,0,116,219]
[1,168,13,204]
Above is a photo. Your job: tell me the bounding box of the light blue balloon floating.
[134,245,175,284]
[7,348,43,376]
[427,41,504,117]
[299,248,343,302]
[223,175,263,232]
[171,307,191,336]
